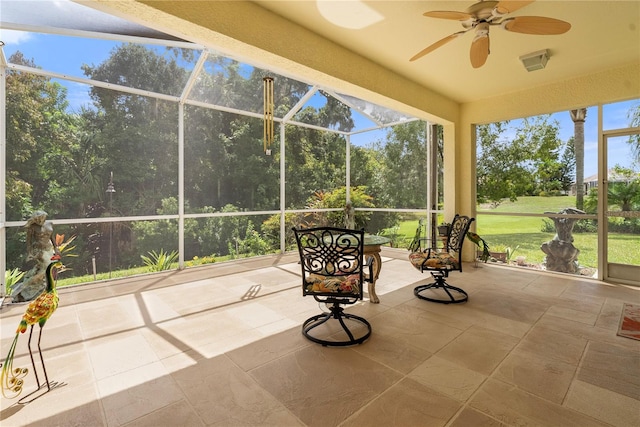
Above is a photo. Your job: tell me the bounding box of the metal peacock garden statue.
[1,254,64,403]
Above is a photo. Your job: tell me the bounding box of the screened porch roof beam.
[180,50,209,103]
[6,63,182,103]
[282,85,318,123]
[328,90,384,128]
[0,21,198,49]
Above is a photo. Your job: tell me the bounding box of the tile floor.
[1,249,639,426]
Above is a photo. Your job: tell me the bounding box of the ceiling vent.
[520,49,549,72]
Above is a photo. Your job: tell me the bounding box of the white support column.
[597,104,607,282]
[442,123,457,221]
[0,47,6,298]
[345,134,351,204]
[178,103,185,268]
[426,122,435,240]
[280,124,286,253]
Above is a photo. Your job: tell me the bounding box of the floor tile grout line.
[441,302,555,426]
[561,338,591,408]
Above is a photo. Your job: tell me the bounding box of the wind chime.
[263,76,274,155]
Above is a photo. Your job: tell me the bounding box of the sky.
[2,28,639,178]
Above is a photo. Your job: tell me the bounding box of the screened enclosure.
[1,9,444,290]
[474,99,640,282]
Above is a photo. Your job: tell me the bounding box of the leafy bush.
[608,218,640,234]
[262,186,380,250]
[141,249,178,272]
[132,198,273,260]
[573,219,598,233]
[541,218,597,234]
[5,268,25,295]
[228,222,271,258]
[184,255,216,267]
[261,212,299,251]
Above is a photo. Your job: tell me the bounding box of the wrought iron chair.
[409,214,475,304]
[293,226,373,346]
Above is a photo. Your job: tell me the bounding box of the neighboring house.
[570,169,637,195]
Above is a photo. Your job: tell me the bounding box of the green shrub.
[184,255,216,267]
[141,249,179,272]
[5,268,25,295]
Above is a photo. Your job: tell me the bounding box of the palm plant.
[141,249,178,272]
[4,268,25,295]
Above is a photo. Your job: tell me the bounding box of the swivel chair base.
[302,302,371,346]
[414,271,468,304]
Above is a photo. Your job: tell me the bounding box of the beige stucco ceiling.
[254,0,640,104]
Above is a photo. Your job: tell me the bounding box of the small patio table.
[363,234,390,303]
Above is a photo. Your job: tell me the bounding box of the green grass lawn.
[475,196,640,267]
[55,252,263,288]
[54,196,638,287]
[391,196,640,269]
[477,195,577,213]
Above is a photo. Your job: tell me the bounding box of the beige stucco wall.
[462,62,640,125]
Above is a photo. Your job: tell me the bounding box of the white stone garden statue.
[11,211,60,302]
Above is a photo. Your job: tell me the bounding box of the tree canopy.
[5,44,435,277]
[476,116,575,206]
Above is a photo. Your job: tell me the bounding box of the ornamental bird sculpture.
[1,254,63,402]
[467,231,490,262]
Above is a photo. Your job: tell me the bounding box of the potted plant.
[467,232,490,262]
[488,244,508,262]
[437,222,451,236]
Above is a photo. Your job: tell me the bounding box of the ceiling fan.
[410,0,571,68]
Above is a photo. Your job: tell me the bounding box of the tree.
[376,121,429,209]
[477,115,573,205]
[4,42,434,276]
[558,138,577,192]
[182,60,311,212]
[5,52,75,220]
[81,44,188,216]
[585,166,640,227]
[535,138,575,195]
[627,102,640,163]
[283,94,352,208]
[513,115,566,195]
[607,166,640,212]
[570,108,587,209]
[476,122,532,206]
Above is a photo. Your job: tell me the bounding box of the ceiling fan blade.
[502,16,571,35]
[410,32,466,62]
[495,1,535,14]
[470,35,490,68]
[424,11,473,21]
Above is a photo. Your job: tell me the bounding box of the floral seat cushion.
[409,251,459,271]
[305,273,361,294]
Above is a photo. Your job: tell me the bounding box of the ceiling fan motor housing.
[475,22,490,37]
[466,1,500,20]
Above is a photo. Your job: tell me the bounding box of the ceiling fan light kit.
[520,49,549,71]
[410,0,570,68]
